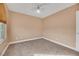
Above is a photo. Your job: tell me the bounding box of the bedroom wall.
[43,5,77,48]
[8,4,77,48]
[8,11,42,42]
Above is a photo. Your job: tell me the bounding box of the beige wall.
[43,5,77,48]
[7,4,77,47]
[77,4,79,10]
[9,11,42,42]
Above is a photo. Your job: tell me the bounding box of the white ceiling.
[6,3,76,18]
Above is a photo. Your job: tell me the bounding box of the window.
[0,22,6,44]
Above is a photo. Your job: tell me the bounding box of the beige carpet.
[4,38,79,56]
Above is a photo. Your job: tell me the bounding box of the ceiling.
[6,3,76,18]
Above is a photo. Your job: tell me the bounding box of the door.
[76,11,79,51]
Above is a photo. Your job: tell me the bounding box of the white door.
[76,11,79,51]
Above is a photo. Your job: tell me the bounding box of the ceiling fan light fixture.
[36,9,40,13]
[36,5,41,14]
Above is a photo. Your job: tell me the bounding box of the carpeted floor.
[4,38,79,56]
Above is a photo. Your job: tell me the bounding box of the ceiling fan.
[32,3,49,14]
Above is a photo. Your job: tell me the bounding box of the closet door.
[76,11,79,51]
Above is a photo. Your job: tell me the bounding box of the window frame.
[0,22,7,44]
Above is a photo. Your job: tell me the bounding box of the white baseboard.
[9,37,43,45]
[1,37,79,56]
[9,37,79,52]
[1,43,10,56]
[43,37,79,52]
[0,37,43,56]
